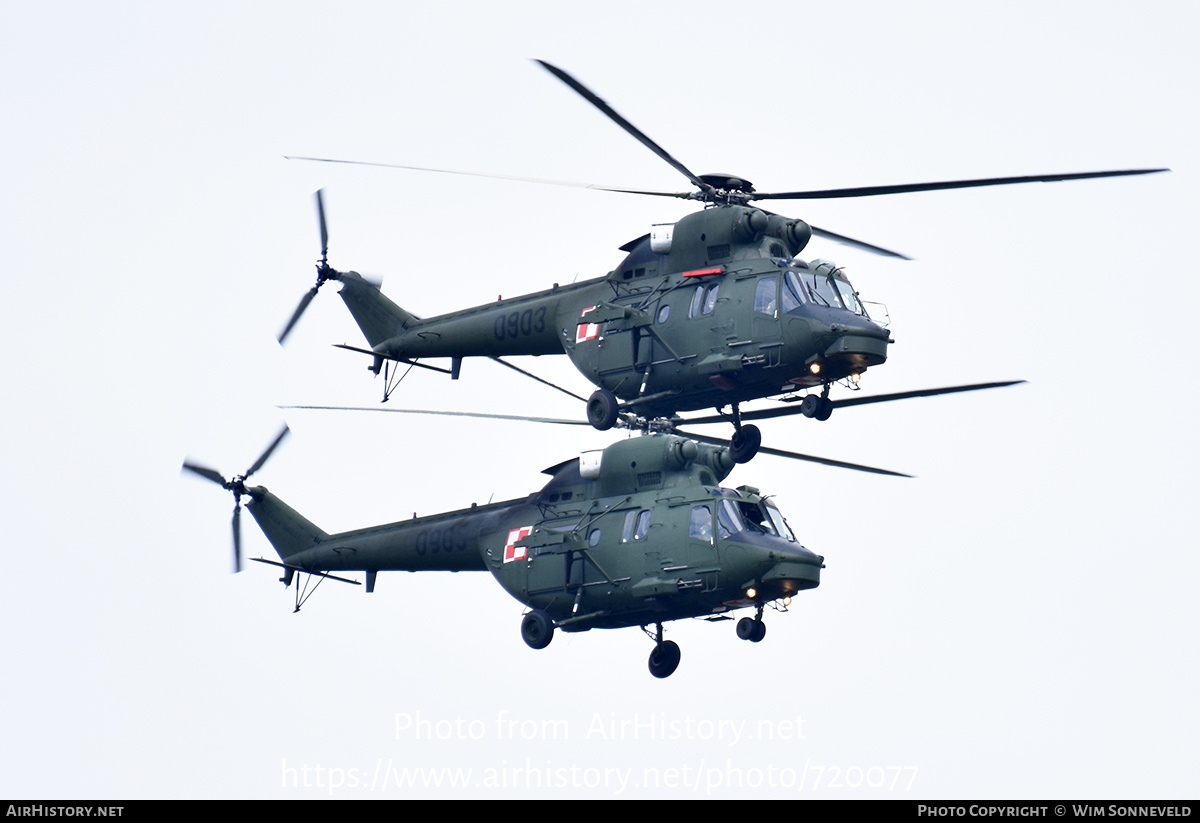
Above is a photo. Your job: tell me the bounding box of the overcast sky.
[2,0,1197,799]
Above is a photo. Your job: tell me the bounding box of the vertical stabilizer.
[244,487,328,561]
[338,273,418,348]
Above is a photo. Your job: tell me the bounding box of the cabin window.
[657,304,670,323]
[622,509,653,542]
[622,510,636,542]
[588,529,601,547]
[754,277,777,314]
[689,284,720,318]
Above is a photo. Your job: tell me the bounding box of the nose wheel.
[736,616,767,642]
[736,603,767,642]
[800,387,834,421]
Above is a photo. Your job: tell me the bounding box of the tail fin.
[337,273,419,348]
[244,487,328,562]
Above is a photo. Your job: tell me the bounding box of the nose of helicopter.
[824,317,890,370]
[785,310,891,386]
[748,541,824,599]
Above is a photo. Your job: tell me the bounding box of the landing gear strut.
[645,622,681,678]
[727,403,761,464]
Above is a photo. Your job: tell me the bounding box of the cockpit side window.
[689,505,712,540]
[754,277,777,315]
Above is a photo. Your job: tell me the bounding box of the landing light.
[782,597,792,607]
[809,363,821,376]
[850,373,861,385]
[745,587,757,599]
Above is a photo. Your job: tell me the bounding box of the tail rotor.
[182,426,291,572]
[278,189,337,344]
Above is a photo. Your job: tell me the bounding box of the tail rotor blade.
[232,501,243,574]
[182,460,227,487]
[277,288,318,344]
[315,188,329,262]
[245,426,290,479]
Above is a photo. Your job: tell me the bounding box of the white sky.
[2,0,1197,799]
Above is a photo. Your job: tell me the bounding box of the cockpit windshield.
[764,501,797,542]
[715,491,797,543]
[787,263,869,318]
[833,277,866,316]
[791,268,842,309]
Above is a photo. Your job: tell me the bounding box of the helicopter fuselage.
[337,204,891,420]
[243,433,822,634]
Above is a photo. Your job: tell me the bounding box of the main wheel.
[648,640,681,678]
[815,396,833,421]
[800,394,821,418]
[729,424,761,464]
[586,389,619,431]
[520,609,554,650]
[750,619,766,643]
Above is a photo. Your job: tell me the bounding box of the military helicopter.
[279,61,1165,463]
[183,427,826,678]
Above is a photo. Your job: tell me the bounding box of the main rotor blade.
[676,429,911,477]
[810,225,912,260]
[285,156,689,198]
[681,381,1026,426]
[181,460,227,487]
[245,425,290,478]
[831,380,1027,411]
[755,169,1169,201]
[280,405,589,426]
[533,60,713,196]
